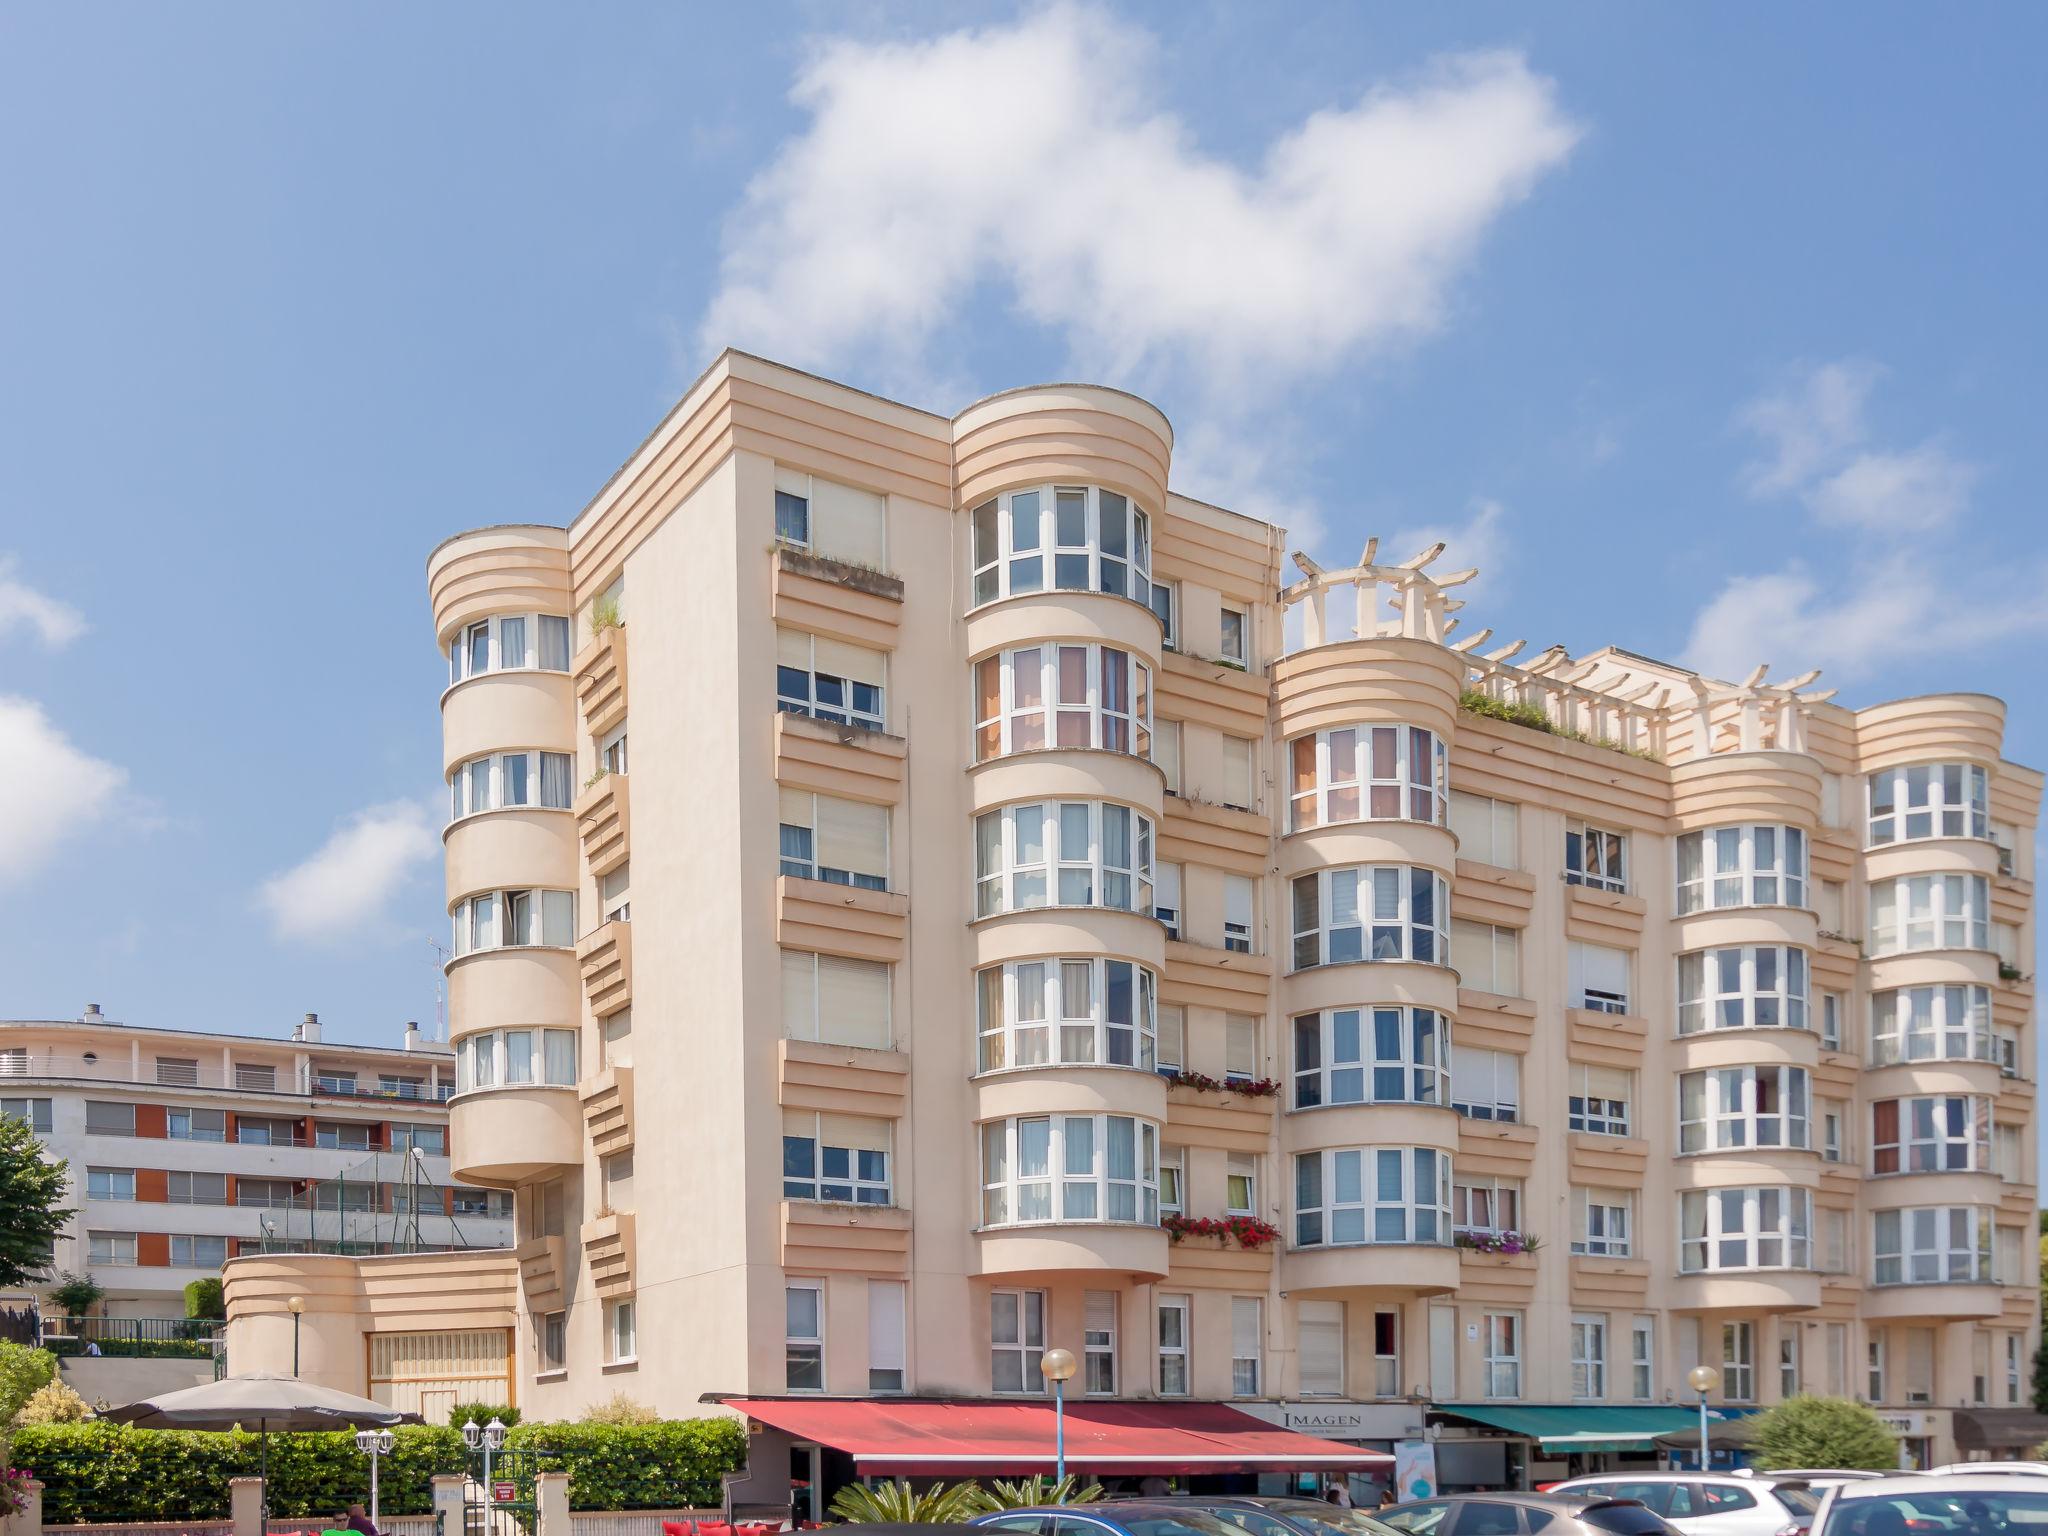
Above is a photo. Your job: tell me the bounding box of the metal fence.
[45,1315,221,1345]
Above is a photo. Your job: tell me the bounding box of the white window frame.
[777,631,885,732]
[969,484,1153,609]
[973,644,1153,762]
[1679,1186,1813,1272]
[1223,874,1254,952]
[990,1287,1047,1395]
[1451,1046,1521,1123]
[1286,724,1447,832]
[975,958,1158,1073]
[1872,1096,1989,1175]
[1219,605,1249,666]
[974,801,1155,918]
[1571,1313,1608,1400]
[1484,1312,1523,1399]
[980,1114,1160,1227]
[446,611,573,685]
[455,1028,579,1093]
[1678,1065,1812,1153]
[1150,580,1178,649]
[1291,1005,1449,1110]
[1290,865,1450,970]
[1084,1290,1118,1395]
[1867,762,1990,846]
[448,749,575,821]
[1676,825,1809,914]
[1722,1320,1756,1402]
[1572,1187,1633,1257]
[605,1297,637,1365]
[1678,945,1810,1033]
[785,1281,824,1392]
[1870,872,1991,956]
[1631,1316,1655,1401]
[1230,1295,1262,1396]
[1565,822,1627,893]
[1872,984,1994,1065]
[1293,1145,1451,1248]
[1453,1174,1524,1238]
[1780,1328,1801,1400]
[1569,1063,1632,1136]
[779,792,889,892]
[450,888,576,957]
[1158,1145,1185,1216]
[781,1115,892,1206]
[1157,1294,1190,1396]
[1873,1206,1993,1285]
[1373,1309,1401,1398]
[1226,1152,1257,1217]
[1153,861,1182,938]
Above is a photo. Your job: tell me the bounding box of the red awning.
[724,1398,1393,1476]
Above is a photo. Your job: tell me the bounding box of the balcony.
[1457,1117,1539,1179]
[516,1234,565,1312]
[1164,1078,1276,1153]
[776,875,908,964]
[774,710,907,804]
[1862,1279,2003,1322]
[1566,1005,1648,1065]
[575,772,629,879]
[1280,1240,1460,1299]
[1564,883,1647,945]
[581,1065,634,1157]
[972,1221,1169,1282]
[582,1211,636,1297]
[574,623,627,739]
[1456,1244,1540,1301]
[1568,1131,1649,1184]
[771,546,904,649]
[577,919,632,1017]
[0,1051,453,1102]
[1162,938,1272,1012]
[1456,991,1537,1052]
[779,1039,909,1118]
[1668,1268,1821,1314]
[1452,861,1537,927]
[1157,649,1271,740]
[449,1085,581,1185]
[1570,1254,1651,1308]
[782,1199,911,1274]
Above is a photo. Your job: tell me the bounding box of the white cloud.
[0,695,125,884]
[1681,556,2048,685]
[1806,444,1977,534]
[258,800,437,944]
[0,557,86,649]
[1737,359,1880,496]
[700,6,1580,394]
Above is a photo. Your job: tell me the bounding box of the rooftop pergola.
[1277,540,1837,761]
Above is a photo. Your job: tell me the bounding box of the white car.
[1923,1463,2048,1478]
[1812,1474,2048,1536]
[1548,1474,1819,1536]
[1734,1473,1887,1490]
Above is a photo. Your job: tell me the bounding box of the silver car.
[1812,1474,2048,1536]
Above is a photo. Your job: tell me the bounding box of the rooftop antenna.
[426,939,450,1042]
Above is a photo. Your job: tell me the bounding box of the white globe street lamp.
[1040,1348,1079,1484]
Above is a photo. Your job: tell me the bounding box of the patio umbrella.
[102,1372,422,1518]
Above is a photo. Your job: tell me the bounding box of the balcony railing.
[0,1051,451,1101]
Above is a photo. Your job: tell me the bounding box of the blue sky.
[1,3,2043,1055]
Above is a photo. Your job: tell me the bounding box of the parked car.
[1811,1474,2048,1536]
[1377,1490,1677,1536]
[1922,1463,2048,1478]
[1548,1474,1819,1536]
[1733,1474,1887,1491]
[1102,1495,1401,1536]
[974,1504,1262,1536]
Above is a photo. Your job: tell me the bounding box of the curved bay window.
[974,801,1154,918]
[1286,725,1447,832]
[1873,1206,1992,1284]
[1871,984,1994,1066]
[1870,873,1990,955]
[1678,1066,1811,1153]
[1676,825,1808,913]
[1872,1096,1990,1174]
[1678,945,1809,1033]
[975,958,1158,1072]
[1868,762,1990,846]
[973,644,1152,762]
[1292,1146,1451,1248]
[980,1113,1160,1226]
[1680,1186,1812,1272]
[970,485,1152,609]
[1289,865,1450,971]
[1291,1006,1449,1109]
[446,611,573,685]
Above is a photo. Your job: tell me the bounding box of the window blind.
[1225,1015,1257,1078]
[812,478,887,568]
[816,796,888,882]
[1298,1300,1345,1396]
[868,1279,907,1375]
[815,636,885,688]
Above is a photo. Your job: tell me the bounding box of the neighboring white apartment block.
[3,1008,512,1319]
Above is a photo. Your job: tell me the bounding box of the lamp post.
[1040,1348,1078,1484]
[287,1295,305,1377]
[355,1429,395,1528]
[1686,1365,1722,1473]
[464,1417,508,1531]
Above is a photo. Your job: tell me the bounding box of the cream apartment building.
[3,1009,511,1322]
[225,351,2040,1476]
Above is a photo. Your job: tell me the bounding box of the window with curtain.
[1676,824,1808,912]
[1874,1206,1991,1284]
[973,644,1152,761]
[1292,1005,1448,1109]
[974,800,1154,917]
[1872,1096,1989,1173]
[974,957,1157,1072]
[969,484,1152,608]
[446,612,572,682]
[1870,873,1990,955]
[1288,724,1447,831]
[1678,945,1810,1032]
[1293,1145,1451,1248]
[1679,1186,1812,1271]
[1290,865,1449,970]
[1867,762,1990,845]
[980,1114,1160,1226]
[1678,1065,1811,1152]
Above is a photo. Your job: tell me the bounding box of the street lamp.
[464,1417,508,1529]
[355,1429,395,1528]
[1040,1348,1079,1484]
[287,1296,305,1377]
[1686,1365,1722,1473]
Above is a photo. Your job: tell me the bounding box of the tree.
[1751,1395,1899,1471]
[0,1118,70,1290]
[48,1272,103,1323]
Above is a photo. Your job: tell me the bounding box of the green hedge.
[14,1417,747,1522]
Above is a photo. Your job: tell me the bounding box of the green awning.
[1438,1404,1729,1452]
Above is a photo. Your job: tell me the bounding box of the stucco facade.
[225,351,2040,1469]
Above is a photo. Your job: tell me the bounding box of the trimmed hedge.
[15,1417,747,1522]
